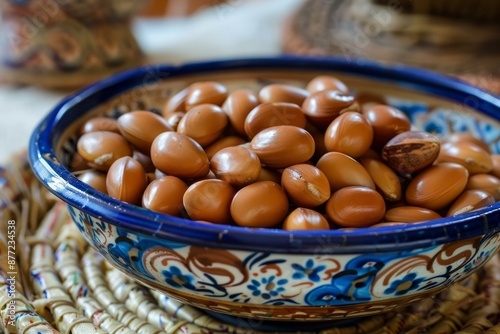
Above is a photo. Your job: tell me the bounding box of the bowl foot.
[203,310,363,332]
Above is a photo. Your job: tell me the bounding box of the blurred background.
[0,0,498,162]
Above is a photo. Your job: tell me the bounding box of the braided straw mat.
[283,0,500,95]
[1,152,500,334]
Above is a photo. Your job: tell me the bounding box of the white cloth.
[0,0,304,163]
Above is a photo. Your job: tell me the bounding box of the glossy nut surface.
[466,174,500,200]
[316,152,375,191]
[185,81,228,110]
[447,133,490,153]
[406,162,469,210]
[363,105,411,150]
[183,179,235,224]
[133,150,155,173]
[281,164,330,208]
[151,132,209,179]
[205,136,246,160]
[360,157,402,201]
[384,206,441,223]
[230,181,289,228]
[306,75,348,94]
[210,146,261,188]
[163,87,190,115]
[117,111,172,153]
[77,131,132,171]
[324,111,373,158]
[165,112,185,131]
[222,89,260,136]
[326,186,386,227]
[106,156,147,205]
[142,176,188,216]
[259,84,309,105]
[283,208,330,230]
[177,104,229,147]
[244,102,307,138]
[81,117,120,134]
[382,131,440,175]
[302,90,358,128]
[250,125,315,168]
[447,190,495,216]
[78,170,108,194]
[491,154,500,179]
[438,141,493,175]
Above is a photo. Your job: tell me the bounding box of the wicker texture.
[283,0,500,95]
[1,155,500,333]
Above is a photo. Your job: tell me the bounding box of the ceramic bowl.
[29,57,500,322]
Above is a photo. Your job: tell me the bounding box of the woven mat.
[2,154,500,334]
[283,0,500,95]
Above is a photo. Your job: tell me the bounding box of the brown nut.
[230,181,289,228]
[205,136,246,160]
[77,131,133,171]
[210,146,261,188]
[222,89,260,137]
[117,111,173,154]
[250,125,315,168]
[183,179,236,224]
[438,141,493,175]
[466,173,500,200]
[384,206,441,223]
[283,208,330,231]
[301,90,359,129]
[491,154,500,179]
[80,117,120,134]
[244,102,307,138]
[258,168,282,183]
[360,158,402,202]
[326,186,386,227]
[163,87,190,116]
[165,112,185,131]
[177,104,229,147]
[185,81,228,110]
[447,190,495,217]
[406,162,469,211]
[259,84,309,105]
[106,156,147,205]
[78,170,108,194]
[142,176,188,216]
[362,104,411,150]
[281,164,330,208]
[382,131,440,175]
[447,133,490,153]
[356,92,387,111]
[306,75,348,94]
[324,111,373,158]
[151,132,210,179]
[316,152,375,191]
[133,150,155,173]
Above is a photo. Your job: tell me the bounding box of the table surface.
[0,0,304,163]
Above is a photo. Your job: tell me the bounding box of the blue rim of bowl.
[29,56,500,254]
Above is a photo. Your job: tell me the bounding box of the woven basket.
[2,154,500,333]
[283,0,500,95]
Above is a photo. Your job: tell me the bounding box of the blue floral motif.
[291,259,326,282]
[384,273,424,296]
[304,253,413,306]
[464,249,493,273]
[247,276,288,300]
[162,266,196,290]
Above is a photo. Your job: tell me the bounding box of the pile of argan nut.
[74,76,500,230]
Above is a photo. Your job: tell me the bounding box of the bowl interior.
[31,57,500,254]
